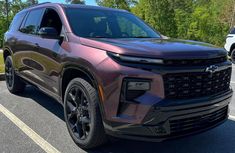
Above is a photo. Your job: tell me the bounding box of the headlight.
[107,52,164,64]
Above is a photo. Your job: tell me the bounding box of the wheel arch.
[60,65,106,107]
[60,65,106,120]
[3,47,13,62]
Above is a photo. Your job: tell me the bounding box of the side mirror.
[38,27,59,39]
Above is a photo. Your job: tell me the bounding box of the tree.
[26,0,38,5]
[96,0,137,11]
[132,0,177,37]
[0,0,29,48]
[66,0,85,4]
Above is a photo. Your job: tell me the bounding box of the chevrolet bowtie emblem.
[205,65,219,74]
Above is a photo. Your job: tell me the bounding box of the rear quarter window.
[20,9,44,35]
[9,12,27,32]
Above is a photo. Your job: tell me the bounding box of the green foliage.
[0,0,234,48]
[66,0,85,4]
[0,0,29,48]
[99,0,235,46]
[96,0,137,11]
[0,52,4,73]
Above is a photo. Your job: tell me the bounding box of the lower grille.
[164,68,232,99]
[169,106,228,136]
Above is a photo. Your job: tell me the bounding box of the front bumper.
[105,90,232,142]
[97,54,233,141]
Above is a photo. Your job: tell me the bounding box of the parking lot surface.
[0,66,235,153]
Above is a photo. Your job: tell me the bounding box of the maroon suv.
[3,2,233,149]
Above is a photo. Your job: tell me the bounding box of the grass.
[0,52,4,73]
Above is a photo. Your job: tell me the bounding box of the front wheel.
[5,56,25,93]
[64,78,107,149]
[231,49,235,64]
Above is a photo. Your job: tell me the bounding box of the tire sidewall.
[64,79,97,148]
[5,56,15,91]
[231,49,235,64]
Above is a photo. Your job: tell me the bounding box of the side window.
[9,12,27,32]
[20,9,43,35]
[40,8,62,35]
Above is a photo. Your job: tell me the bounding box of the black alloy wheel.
[5,56,25,93]
[66,85,91,140]
[5,57,14,88]
[64,78,107,149]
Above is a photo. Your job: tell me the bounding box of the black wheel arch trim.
[60,64,107,122]
[3,47,13,61]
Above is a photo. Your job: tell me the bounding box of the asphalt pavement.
[0,66,235,153]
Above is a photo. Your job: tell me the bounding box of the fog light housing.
[127,81,150,91]
[121,78,151,102]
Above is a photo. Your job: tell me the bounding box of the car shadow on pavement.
[91,120,235,153]
[18,85,235,153]
[17,85,65,121]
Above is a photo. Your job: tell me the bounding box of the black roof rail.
[26,2,51,9]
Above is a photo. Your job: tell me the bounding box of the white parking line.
[0,104,61,153]
[231,81,235,84]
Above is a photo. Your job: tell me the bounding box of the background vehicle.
[225,27,235,63]
[3,3,233,149]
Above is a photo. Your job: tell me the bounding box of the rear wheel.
[5,56,25,93]
[64,78,107,149]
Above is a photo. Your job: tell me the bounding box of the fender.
[59,63,107,121]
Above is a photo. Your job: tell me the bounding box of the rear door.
[15,8,44,82]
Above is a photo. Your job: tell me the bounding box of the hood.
[80,37,227,59]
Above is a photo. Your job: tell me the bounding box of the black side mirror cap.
[38,27,59,39]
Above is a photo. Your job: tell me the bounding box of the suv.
[3,3,233,149]
[225,27,235,63]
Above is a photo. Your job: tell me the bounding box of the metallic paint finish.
[3,3,233,141]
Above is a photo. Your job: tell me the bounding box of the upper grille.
[164,68,231,99]
[164,56,227,66]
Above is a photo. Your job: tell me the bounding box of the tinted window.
[40,8,62,35]
[20,9,43,35]
[9,12,27,32]
[66,8,160,38]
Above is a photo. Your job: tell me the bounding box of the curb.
[0,73,5,81]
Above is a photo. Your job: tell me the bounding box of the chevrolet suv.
[3,3,233,149]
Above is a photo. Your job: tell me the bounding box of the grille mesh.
[164,56,227,66]
[164,68,231,99]
[169,106,228,136]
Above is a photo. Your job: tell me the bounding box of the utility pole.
[5,0,9,28]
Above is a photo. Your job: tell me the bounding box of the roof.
[21,2,128,13]
[61,4,128,12]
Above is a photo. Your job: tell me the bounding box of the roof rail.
[26,2,51,9]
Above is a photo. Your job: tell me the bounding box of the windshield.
[65,8,161,38]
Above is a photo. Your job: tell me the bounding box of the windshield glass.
[66,8,161,38]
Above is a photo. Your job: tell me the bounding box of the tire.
[5,56,25,93]
[64,78,107,149]
[231,48,235,64]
